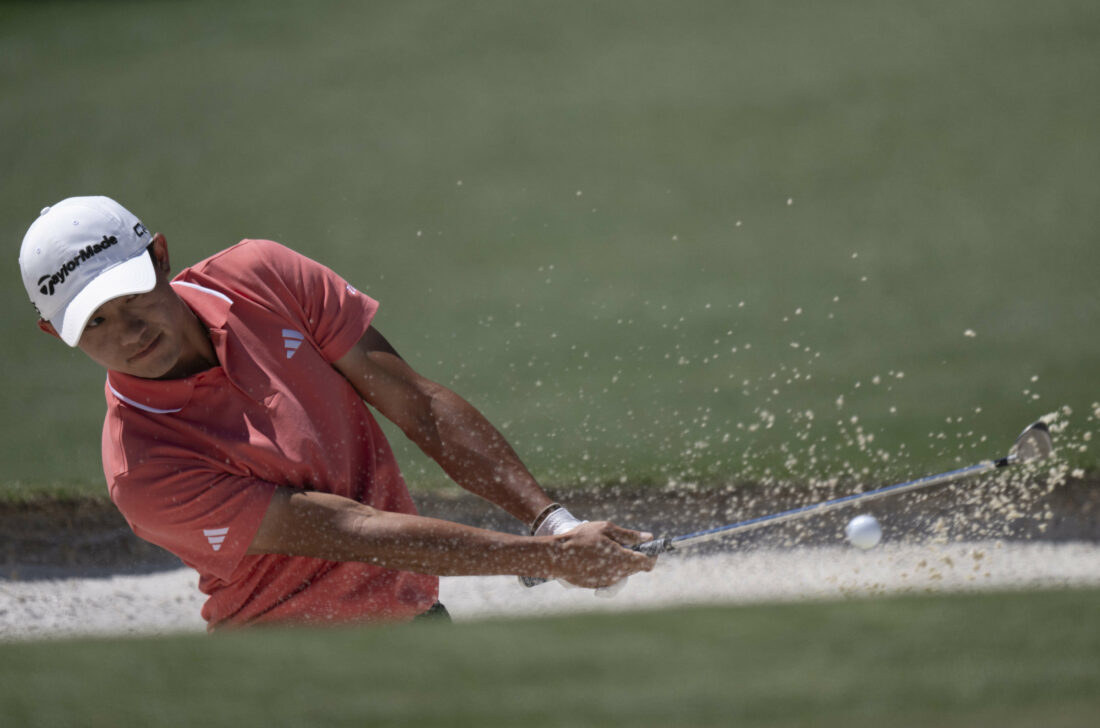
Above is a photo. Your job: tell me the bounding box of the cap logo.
[36,234,121,296]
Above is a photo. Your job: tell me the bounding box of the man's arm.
[247,487,654,588]
[332,326,556,527]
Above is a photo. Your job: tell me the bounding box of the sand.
[3,540,1099,641]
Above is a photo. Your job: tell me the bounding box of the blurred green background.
[3,0,1098,498]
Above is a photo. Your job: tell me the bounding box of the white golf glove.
[529,504,628,596]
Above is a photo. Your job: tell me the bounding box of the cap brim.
[56,252,158,347]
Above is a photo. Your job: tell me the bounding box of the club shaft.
[667,459,998,550]
[522,421,1049,582]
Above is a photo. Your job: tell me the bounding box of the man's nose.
[119,313,147,345]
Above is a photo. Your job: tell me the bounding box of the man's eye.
[86,317,105,330]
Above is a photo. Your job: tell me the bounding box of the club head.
[1009,421,1054,463]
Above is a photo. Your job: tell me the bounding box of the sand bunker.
[3,539,1098,641]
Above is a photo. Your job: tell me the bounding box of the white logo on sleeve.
[282,329,305,359]
[203,527,230,552]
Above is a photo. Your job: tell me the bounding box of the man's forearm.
[342,509,556,576]
[421,385,554,527]
[250,489,557,576]
[332,331,554,527]
[247,488,656,588]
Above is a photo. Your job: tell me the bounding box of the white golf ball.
[845,514,882,550]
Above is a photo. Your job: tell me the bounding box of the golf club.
[521,420,1053,586]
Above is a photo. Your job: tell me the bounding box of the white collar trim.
[107,382,183,414]
[171,280,233,304]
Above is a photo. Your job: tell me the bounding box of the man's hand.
[548,521,656,589]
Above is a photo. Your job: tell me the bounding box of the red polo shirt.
[102,239,438,629]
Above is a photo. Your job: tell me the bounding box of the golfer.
[19,196,655,630]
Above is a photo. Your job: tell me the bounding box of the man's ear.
[150,233,171,274]
[37,319,61,340]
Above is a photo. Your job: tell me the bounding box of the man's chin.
[130,349,180,380]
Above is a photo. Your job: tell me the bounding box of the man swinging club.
[18,196,656,630]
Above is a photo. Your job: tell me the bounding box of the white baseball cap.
[19,196,157,347]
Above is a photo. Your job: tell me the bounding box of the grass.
[2,588,1098,727]
[2,0,1098,499]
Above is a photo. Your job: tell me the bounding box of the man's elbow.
[247,488,379,558]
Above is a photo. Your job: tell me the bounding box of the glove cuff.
[532,504,585,536]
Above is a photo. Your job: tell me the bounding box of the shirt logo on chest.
[282,329,305,359]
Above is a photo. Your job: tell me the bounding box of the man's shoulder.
[178,239,315,298]
[188,239,301,275]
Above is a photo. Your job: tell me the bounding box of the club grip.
[518,537,672,588]
[635,537,673,556]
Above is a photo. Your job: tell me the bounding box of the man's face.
[75,246,201,379]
